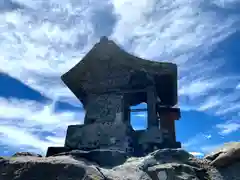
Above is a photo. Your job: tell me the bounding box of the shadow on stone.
[46,147,71,157]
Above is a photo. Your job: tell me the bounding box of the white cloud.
[236,83,240,89]
[0,97,83,128]
[198,96,221,111]
[178,79,218,98]
[133,113,147,118]
[183,123,239,154]
[0,97,84,153]
[216,104,240,115]
[205,135,212,139]
[0,0,239,108]
[183,134,221,155]
[216,122,240,135]
[183,132,212,148]
[0,0,98,104]
[189,152,204,157]
[111,0,240,126]
[0,125,53,152]
[0,0,239,153]
[199,144,223,154]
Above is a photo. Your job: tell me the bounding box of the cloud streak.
[0,0,238,107]
[0,0,239,153]
[216,122,240,135]
[0,97,84,153]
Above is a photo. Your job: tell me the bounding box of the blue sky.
[0,0,239,157]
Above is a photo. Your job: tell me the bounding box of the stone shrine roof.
[61,37,178,107]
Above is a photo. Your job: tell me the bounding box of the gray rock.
[1,145,240,180]
[0,156,104,180]
[150,148,193,163]
[140,149,209,180]
[146,163,200,180]
[205,142,240,168]
[12,152,42,157]
[218,162,240,180]
[53,149,128,167]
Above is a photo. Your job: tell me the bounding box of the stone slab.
[64,122,132,152]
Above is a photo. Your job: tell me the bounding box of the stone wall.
[138,126,163,145]
[65,121,133,152]
[80,59,132,93]
[84,93,124,124]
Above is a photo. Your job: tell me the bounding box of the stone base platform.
[46,123,181,157]
[64,122,133,152]
[46,142,181,157]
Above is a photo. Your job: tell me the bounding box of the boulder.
[139,149,208,180]
[145,163,206,180]
[53,149,128,167]
[150,148,193,163]
[0,156,104,180]
[1,147,239,180]
[205,142,240,167]
[12,152,42,157]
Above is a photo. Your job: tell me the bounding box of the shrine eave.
[61,37,178,106]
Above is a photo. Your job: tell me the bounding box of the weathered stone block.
[64,122,132,152]
[84,94,123,124]
[138,126,163,145]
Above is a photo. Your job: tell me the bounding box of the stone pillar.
[147,87,158,128]
[159,111,179,143]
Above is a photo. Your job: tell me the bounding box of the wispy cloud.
[199,144,223,154]
[0,125,54,153]
[216,121,240,135]
[0,0,239,108]
[0,97,83,127]
[0,97,84,153]
[0,0,25,12]
[183,132,212,149]
[0,0,240,154]
[236,83,240,89]
[132,113,147,118]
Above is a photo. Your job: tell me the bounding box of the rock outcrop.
[205,142,240,168]
[204,142,240,180]
[1,144,240,180]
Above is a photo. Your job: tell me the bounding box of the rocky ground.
[0,142,239,180]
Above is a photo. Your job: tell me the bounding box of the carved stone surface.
[138,127,163,145]
[84,94,123,124]
[65,122,133,152]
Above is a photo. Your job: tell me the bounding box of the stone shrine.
[46,37,181,157]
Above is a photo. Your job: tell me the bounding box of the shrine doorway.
[130,102,148,131]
